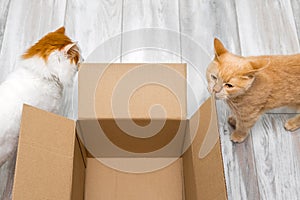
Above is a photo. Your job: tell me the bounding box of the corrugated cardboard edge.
[12,104,85,200]
[183,98,227,200]
[71,134,86,200]
[75,123,87,167]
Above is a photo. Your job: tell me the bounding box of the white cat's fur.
[0,44,78,166]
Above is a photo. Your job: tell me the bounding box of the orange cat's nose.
[213,85,222,93]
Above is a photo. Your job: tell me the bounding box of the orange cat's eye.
[211,74,217,80]
[224,83,233,88]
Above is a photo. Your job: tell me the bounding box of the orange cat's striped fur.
[207,38,300,143]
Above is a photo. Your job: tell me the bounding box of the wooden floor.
[1,0,300,199]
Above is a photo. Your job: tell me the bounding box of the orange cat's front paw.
[284,119,300,132]
[230,130,249,143]
[228,116,236,129]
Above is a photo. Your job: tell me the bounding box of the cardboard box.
[12,63,227,200]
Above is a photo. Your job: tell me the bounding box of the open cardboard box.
[12,63,227,200]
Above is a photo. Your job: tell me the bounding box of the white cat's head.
[22,27,81,86]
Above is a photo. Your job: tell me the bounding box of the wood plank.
[180,1,260,199]
[236,1,300,199]
[235,0,299,114]
[216,101,260,200]
[0,10,10,192]
[122,0,180,63]
[180,0,241,117]
[290,0,300,43]
[0,0,11,51]
[251,114,300,199]
[0,0,66,198]
[0,151,16,199]
[236,0,299,56]
[64,0,123,120]
[64,0,123,61]
[0,0,66,82]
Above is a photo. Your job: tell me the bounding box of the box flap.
[12,105,79,200]
[77,63,189,161]
[183,98,227,200]
[78,63,186,120]
[77,119,187,158]
[84,158,183,200]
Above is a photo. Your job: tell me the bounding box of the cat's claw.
[284,119,300,132]
[230,130,248,143]
[228,116,236,129]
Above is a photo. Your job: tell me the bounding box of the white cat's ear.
[214,38,228,58]
[63,42,77,54]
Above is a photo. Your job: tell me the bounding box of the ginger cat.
[207,38,300,143]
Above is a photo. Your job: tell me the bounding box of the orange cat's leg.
[230,115,260,143]
[284,115,300,132]
[228,116,236,129]
[230,129,249,143]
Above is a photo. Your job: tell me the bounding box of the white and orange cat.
[0,27,80,166]
[207,38,300,143]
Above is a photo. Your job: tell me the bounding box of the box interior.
[12,63,227,200]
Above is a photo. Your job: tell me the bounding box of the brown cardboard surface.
[77,119,187,157]
[84,158,183,200]
[12,105,79,200]
[78,63,186,120]
[183,98,227,200]
[12,63,227,200]
[77,63,189,167]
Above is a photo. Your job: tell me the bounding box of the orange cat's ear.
[55,27,65,34]
[245,58,271,78]
[214,38,228,58]
[249,58,270,70]
[243,71,256,79]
